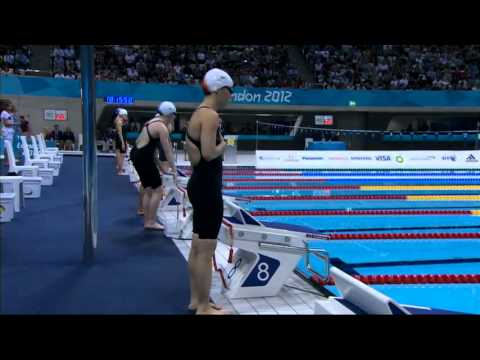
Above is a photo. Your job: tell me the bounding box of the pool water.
[225,171,480,314]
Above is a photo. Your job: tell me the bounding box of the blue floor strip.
[2,157,191,314]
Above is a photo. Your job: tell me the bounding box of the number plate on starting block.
[221,249,281,299]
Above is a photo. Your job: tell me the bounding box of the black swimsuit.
[186,106,224,239]
[131,120,165,190]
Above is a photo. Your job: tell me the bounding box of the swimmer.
[137,105,176,216]
[130,101,177,230]
[185,68,233,315]
[113,108,129,175]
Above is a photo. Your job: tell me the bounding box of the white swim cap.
[202,68,234,93]
[158,101,177,116]
[116,108,128,117]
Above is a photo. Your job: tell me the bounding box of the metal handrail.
[258,241,330,283]
[305,247,330,283]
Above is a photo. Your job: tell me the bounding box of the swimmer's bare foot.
[144,223,164,231]
[196,307,230,315]
[188,302,223,311]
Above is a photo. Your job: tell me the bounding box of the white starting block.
[128,159,139,183]
[217,216,330,299]
[314,267,411,315]
[119,146,131,176]
[172,192,330,299]
[0,192,16,222]
[158,174,189,211]
[159,185,184,212]
[0,176,24,212]
[155,170,331,300]
[157,172,191,238]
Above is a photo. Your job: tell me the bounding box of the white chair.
[6,139,53,186]
[37,134,63,162]
[3,141,43,197]
[4,140,39,177]
[31,136,62,168]
[20,136,59,176]
[39,133,59,151]
[20,136,58,177]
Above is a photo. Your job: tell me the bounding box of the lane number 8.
[257,262,270,281]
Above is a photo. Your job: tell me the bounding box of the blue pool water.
[224,189,480,196]
[227,174,480,314]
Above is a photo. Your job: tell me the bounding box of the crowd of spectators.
[50,45,80,79]
[0,46,33,75]
[51,45,303,87]
[47,45,480,91]
[303,45,480,90]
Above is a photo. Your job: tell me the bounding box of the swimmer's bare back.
[136,118,166,149]
[186,107,222,167]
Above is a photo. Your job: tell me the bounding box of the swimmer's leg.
[144,186,164,230]
[138,185,145,215]
[189,236,228,315]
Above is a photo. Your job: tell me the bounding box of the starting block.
[157,173,191,238]
[128,162,139,184]
[217,215,329,299]
[158,174,189,212]
[173,194,330,299]
[156,171,330,299]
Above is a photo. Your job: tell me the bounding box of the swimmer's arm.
[200,112,225,161]
[185,137,201,166]
[115,119,125,148]
[159,125,176,173]
[153,149,165,173]
[158,161,169,173]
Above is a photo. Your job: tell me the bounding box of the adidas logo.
[466,154,479,163]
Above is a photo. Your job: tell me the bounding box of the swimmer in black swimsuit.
[113,108,129,175]
[185,68,234,315]
[131,101,177,230]
[136,104,177,216]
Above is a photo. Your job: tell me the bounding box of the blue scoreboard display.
[104,96,135,105]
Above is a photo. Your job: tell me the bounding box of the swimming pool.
[222,169,480,314]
